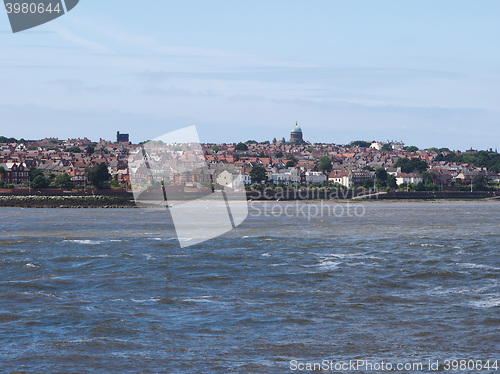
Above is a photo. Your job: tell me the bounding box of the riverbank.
[0,195,136,208]
[0,190,498,208]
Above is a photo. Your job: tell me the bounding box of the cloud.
[49,23,111,54]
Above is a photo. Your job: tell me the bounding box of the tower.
[290,122,303,143]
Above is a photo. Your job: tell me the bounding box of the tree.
[387,174,397,189]
[405,146,419,152]
[85,145,95,155]
[0,166,6,181]
[318,156,333,173]
[275,151,284,158]
[211,145,221,153]
[381,143,393,152]
[285,160,295,168]
[29,168,44,181]
[394,157,428,173]
[472,174,488,191]
[363,179,374,189]
[250,165,267,184]
[54,173,74,189]
[422,171,437,185]
[235,142,248,151]
[245,140,257,144]
[349,140,371,148]
[66,146,82,153]
[86,162,111,189]
[32,175,49,189]
[375,167,388,186]
[362,165,375,171]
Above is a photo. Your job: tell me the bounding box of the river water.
[0,202,498,373]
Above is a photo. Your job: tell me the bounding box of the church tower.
[290,122,303,143]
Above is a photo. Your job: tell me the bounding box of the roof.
[291,122,302,133]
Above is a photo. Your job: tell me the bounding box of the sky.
[0,0,499,150]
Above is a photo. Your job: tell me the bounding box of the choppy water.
[0,202,498,373]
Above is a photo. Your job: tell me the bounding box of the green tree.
[0,136,18,143]
[375,167,388,186]
[0,166,6,181]
[362,165,375,171]
[32,175,49,189]
[29,168,44,182]
[211,145,221,153]
[405,146,419,152]
[250,165,267,184]
[394,157,428,173]
[387,174,397,189]
[275,151,284,158]
[245,140,257,144]
[111,174,119,187]
[54,173,74,189]
[349,140,371,148]
[235,142,248,151]
[422,171,437,185]
[381,143,393,151]
[66,146,82,153]
[472,174,488,191]
[285,154,297,167]
[318,156,333,173]
[363,178,374,189]
[86,162,111,189]
[85,145,95,155]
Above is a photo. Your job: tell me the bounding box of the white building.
[305,171,327,184]
[216,170,250,187]
[396,173,423,185]
[328,170,350,187]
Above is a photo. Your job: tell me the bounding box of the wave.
[63,239,104,245]
[409,242,445,248]
[471,297,500,308]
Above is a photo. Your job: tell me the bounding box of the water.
[0,202,498,373]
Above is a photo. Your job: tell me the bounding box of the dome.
[291,122,302,133]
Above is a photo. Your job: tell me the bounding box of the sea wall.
[0,195,136,208]
[376,191,498,200]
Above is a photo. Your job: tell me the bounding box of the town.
[1,124,500,195]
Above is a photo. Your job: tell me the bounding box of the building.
[305,171,327,184]
[396,173,423,186]
[0,162,29,184]
[216,170,251,187]
[116,131,129,143]
[290,122,303,143]
[349,170,376,187]
[328,170,350,187]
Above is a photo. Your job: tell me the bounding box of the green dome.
[291,123,302,133]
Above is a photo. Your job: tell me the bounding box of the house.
[305,171,327,184]
[0,162,29,184]
[328,170,350,187]
[216,170,250,187]
[349,170,376,187]
[272,168,303,185]
[396,173,423,185]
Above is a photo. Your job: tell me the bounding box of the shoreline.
[0,194,498,208]
[0,195,136,208]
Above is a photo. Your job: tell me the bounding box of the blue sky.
[1,1,499,150]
